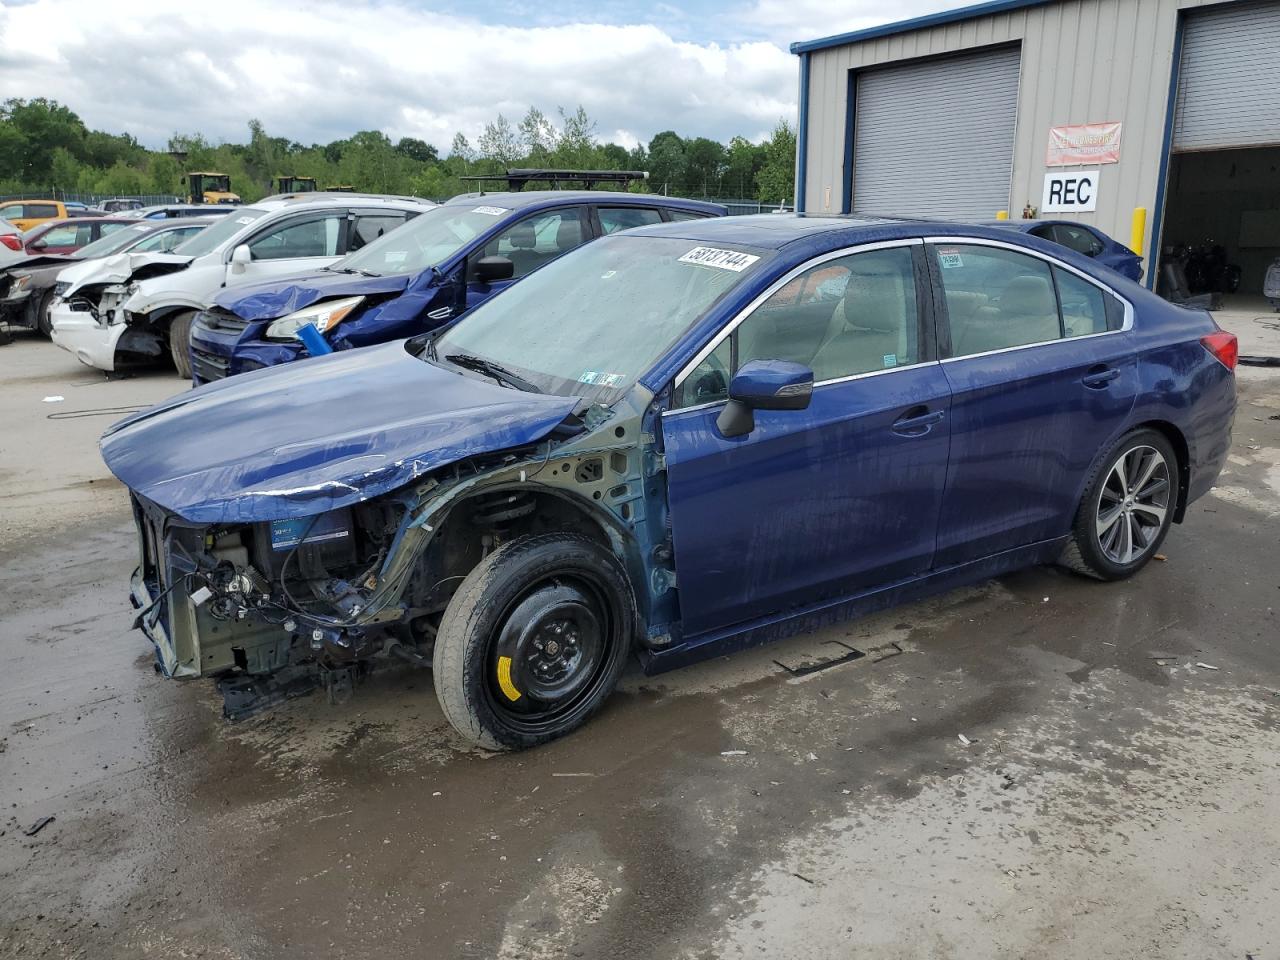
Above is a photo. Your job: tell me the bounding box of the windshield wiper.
[328,266,381,277]
[443,353,542,393]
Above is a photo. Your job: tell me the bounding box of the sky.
[0,0,974,151]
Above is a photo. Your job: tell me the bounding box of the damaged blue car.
[102,215,1236,749]
[188,191,725,384]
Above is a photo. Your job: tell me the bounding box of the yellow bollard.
[995,210,1009,220]
[1131,207,1147,256]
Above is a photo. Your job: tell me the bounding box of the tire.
[433,533,636,750]
[1059,428,1180,581]
[169,311,195,380]
[34,291,55,338]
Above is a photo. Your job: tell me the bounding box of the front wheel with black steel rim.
[433,533,636,750]
[1060,428,1180,580]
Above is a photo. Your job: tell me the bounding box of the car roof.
[441,190,726,215]
[620,212,1089,253]
[255,192,436,209]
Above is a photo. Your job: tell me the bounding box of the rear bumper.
[49,303,122,371]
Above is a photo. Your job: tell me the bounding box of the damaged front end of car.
[104,341,676,719]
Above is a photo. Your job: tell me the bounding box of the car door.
[235,210,348,285]
[662,241,952,637]
[462,206,591,313]
[929,239,1137,567]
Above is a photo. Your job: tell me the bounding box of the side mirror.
[229,243,252,273]
[474,255,514,284]
[716,359,813,438]
[28,239,46,251]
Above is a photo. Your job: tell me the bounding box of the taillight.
[1201,331,1238,371]
[0,234,21,251]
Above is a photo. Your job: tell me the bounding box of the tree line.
[0,99,796,204]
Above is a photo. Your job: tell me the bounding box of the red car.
[20,217,136,256]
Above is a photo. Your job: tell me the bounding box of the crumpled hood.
[215,270,413,321]
[1,254,75,277]
[101,341,580,524]
[62,251,191,297]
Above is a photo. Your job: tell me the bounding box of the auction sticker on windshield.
[678,246,760,272]
[472,206,507,216]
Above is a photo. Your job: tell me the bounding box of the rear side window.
[1052,224,1104,257]
[598,207,662,234]
[27,203,59,219]
[935,245,1060,356]
[666,210,707,223]
[349,213,408,251]
[1054,266,1125,335]
[98,222,129,239]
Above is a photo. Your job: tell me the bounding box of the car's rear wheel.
[34,290,55,337]
[1060,429,1179,580]
[433,533,635,750]
[169,311,195,380]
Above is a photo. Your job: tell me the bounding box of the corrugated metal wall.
[800,0,1222,257]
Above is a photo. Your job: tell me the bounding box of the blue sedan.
[102,214,1236,748]
[984,218,1144,282]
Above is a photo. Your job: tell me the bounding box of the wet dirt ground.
[2,320,1278,960]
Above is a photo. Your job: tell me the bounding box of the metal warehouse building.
[791,0,1280,294]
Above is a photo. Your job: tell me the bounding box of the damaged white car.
[49,193,432,377]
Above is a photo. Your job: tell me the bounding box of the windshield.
[433,235,770,403]
[340,204,508,276]
[73,223,159,259]
[173,207,270,257]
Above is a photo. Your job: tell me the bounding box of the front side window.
[174,207,271,257]
[935,245,1061,356]
[433,235,769,403]
[475,208,586,280]
[598,207,662,234]
[676,246,920,406]
[248,214,343,260]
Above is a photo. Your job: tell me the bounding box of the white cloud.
[0,0,800,150]
[742,0,984,48]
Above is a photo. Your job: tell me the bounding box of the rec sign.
[1041,169,1100,213]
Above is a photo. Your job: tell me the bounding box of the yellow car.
[0,199,72,232]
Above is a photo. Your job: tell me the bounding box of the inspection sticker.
[578,371,625,387]
[937,249,964,269]
[472,205,507,216]
[678,246,760,272]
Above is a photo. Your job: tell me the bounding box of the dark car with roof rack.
[188,190,726,385]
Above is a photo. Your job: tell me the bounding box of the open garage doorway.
[1155,0,1280,310]
[1160,146,1280,305]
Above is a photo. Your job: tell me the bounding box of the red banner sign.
[1046,122,1122,166]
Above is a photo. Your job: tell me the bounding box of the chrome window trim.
[923,235,1135,364]
[671,238,926,390]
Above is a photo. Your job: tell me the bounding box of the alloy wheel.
[1095,445,1170,565]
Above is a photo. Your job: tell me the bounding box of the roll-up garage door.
[852,45,1020,219]
[1173,0,1280,151]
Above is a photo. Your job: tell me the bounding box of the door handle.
[1082,365,1121,388]
[891,406,945,436]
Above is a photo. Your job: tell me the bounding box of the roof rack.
[459,169,650,192]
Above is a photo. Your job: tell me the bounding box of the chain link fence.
[0,190,181,205]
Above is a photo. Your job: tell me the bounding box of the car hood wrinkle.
[100,340,579,524]
[216,270,412,321]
